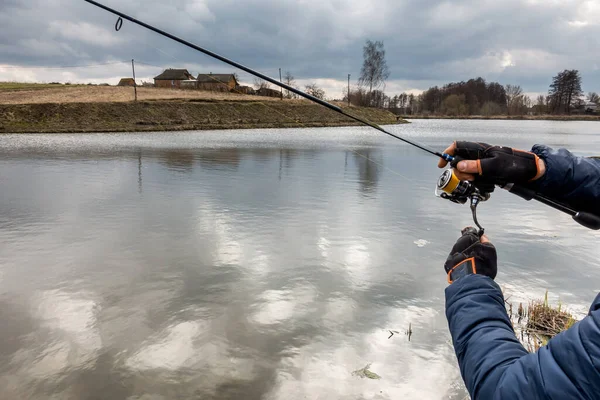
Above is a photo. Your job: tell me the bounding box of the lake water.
[1,120,599,400]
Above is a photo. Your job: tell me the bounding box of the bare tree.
[505,84,523,115]
[398,93,408,109]
[283,71,297,99]
[534,94,547,114]
[358,40,390,97]
[253,78,271,90]
[305,83,325,100]
[588,92,600,104]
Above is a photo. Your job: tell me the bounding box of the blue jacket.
[446,147,600,399]
[529,145,600,215]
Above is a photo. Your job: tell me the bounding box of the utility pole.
[131,59,138,101]
[279,68,283,100]
[347,74,351,107]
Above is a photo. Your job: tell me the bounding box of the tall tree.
[422,86,443,113]
[399,93,408,109]
[358,40,390,98]
[487,82,507,110]
[408,93,416,114]
[548,70,583,114]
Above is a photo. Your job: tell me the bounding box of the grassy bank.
[404,114,600,121]
[0,100,403,133]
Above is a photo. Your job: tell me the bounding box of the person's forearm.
[447,275,600,399]
[446,275,528,398]
[529,145,600,214]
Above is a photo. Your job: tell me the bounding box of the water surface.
[1,119,599,399]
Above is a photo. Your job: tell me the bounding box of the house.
[584,102,598,114]
[117,78,136,87]
[197,73,238,92]
[154,69,195,88]
[256,87,281,98]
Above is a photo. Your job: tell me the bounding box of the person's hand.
[444,227,497,284]
[438,141,546,184]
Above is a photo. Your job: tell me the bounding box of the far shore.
[0,101,404,134]
[403,114,600,121]
[0,83,405,133]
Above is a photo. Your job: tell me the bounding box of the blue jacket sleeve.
[528,145,600,215]
[446,274,600,399]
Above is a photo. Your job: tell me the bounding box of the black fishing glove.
[444,227,497,284]
[448,141,543,184]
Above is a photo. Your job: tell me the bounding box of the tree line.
[400,70,593,116]
[343,40,597,116]
[252,39,597,116]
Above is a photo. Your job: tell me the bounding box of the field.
[0,83,280,104]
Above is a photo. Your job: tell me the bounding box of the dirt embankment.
[0,101,402,133]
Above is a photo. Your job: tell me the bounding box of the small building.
[584,102,598,114]
[256,87,281,98]
[117,78,136,87]
[197,73,239,92]
[236,85,256,95]
[154,69,195,89]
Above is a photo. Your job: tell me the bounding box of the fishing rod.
[83,0,447,162]
[83,0,600,232]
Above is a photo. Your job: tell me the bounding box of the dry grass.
[0,84,282,105]
[508,291,577,352]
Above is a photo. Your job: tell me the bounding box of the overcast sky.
[1,0,599,98]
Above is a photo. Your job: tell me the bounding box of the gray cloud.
[1,0,599,95]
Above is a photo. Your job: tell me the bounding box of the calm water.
[1,120,600,400]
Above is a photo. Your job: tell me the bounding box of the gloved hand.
[437,141,546,184]
[444,227,497,284]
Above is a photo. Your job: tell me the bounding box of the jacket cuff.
[527,144,555,193]
[445,274,501,306]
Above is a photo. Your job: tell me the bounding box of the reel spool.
[436,169,492,235]
[436,170,490,204]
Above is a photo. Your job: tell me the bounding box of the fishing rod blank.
[82,0,451,162]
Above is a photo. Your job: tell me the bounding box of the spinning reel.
[436,170,493,236]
